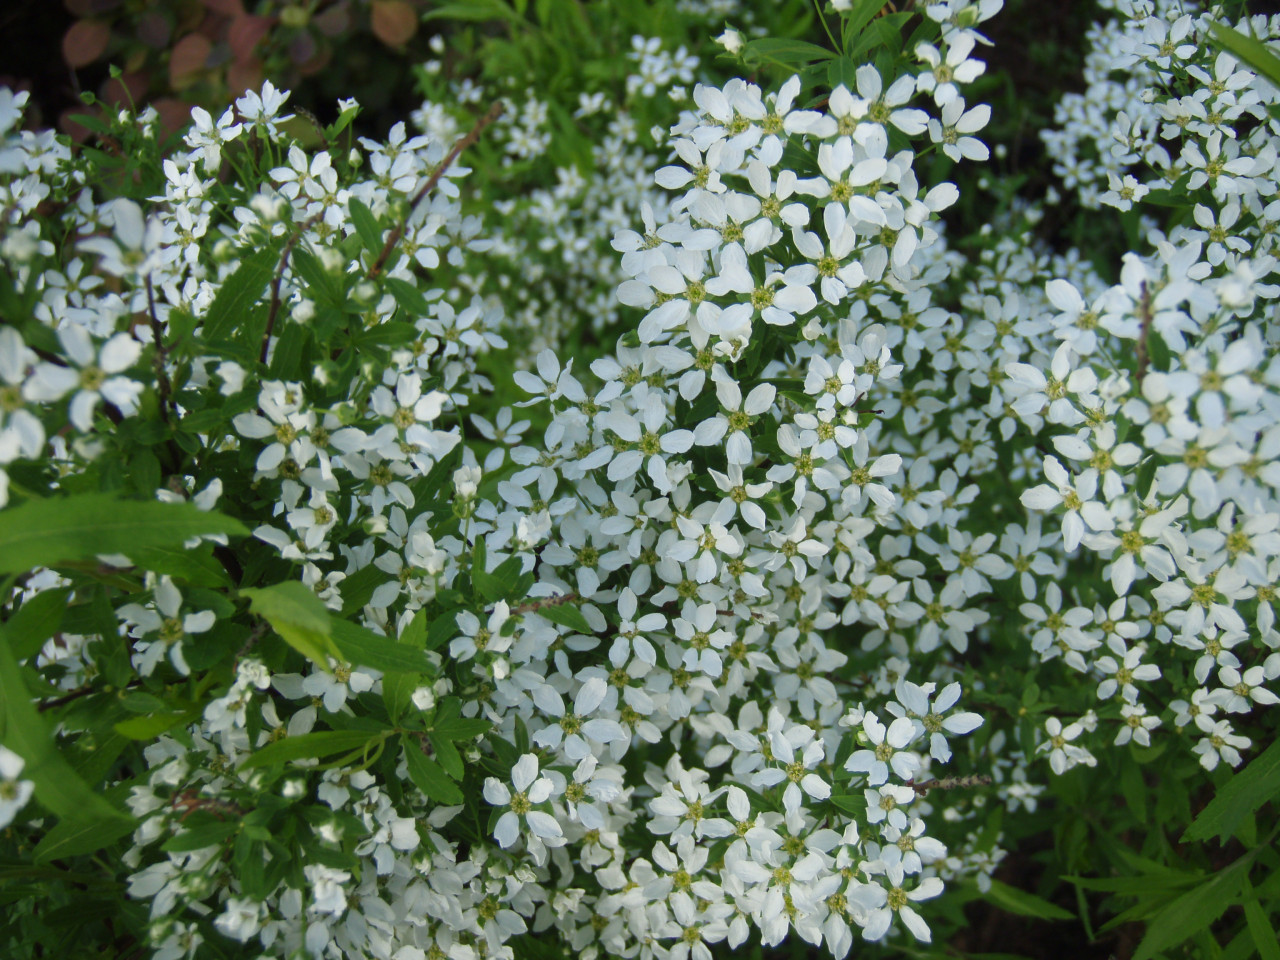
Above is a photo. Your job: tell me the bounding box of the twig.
[368,101,504,280]
[145,276,172,426]
[906,773,993,797]
[40,678,142,713]
[512,593,579,615]
[1135,279,1151,386]
[260,211,323,366]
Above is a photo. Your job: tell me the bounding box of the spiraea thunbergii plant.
[2,1,1280,958]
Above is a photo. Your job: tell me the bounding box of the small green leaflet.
[200,241,281,342]
[1208,21,1280,92]
[423,609,459,651]
[1243,889,1280,960]
[330,618,436,675]
[982,879,1073,921]
[1131,848,1259,960]
[238,730,386,771]
[31,814,137,865]
[430,734,464,780]
[0,494,247,575]
[348,198,384,253]
[241,581,343,672]
[402,734,464,804]
[1182,738,1280,844]
[0,625,134,840]
[537,601,593,635]
[4,587,69,662]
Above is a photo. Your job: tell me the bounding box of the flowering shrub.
[1,1,1279,959]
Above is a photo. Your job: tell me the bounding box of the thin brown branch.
[368,101,504,280]
[907,773,993,797]
[1136,279,1152,386]
[512,592,580,615]
[260,211,323,366]
[145,275,171,425]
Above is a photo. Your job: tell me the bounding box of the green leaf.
[0,494,248,574]
[337,563,388,618]
[538,601,593,635]
[841,0,892,45]
[0,625,134,831]
[430,734,463,780]
[983,879,1074,921]
[1208,21,1280,92]
[424,0,522,22]
[423,609,459,651]
[827,56,859,90]
[348,198,384,253]
[1146,329,1172,373]
[161,820,239,853]
[289,245,341,307]
[241,581,342,671]
[828,794,866,817]
[385,277,437,321]
[402,735,464,804]
[1244,892,1280,960]
[114,711,197,741]
[4,587,70,662]
[128,544,233,587]
[400,608,427,648]
[1183,738,1280,844]
[1132,851,1258,960]
[740,37,836,69]
[382,672,420,724]
[473,555,528,604]
[201,241,280,343]
[330,618,436,675]
[433,712,492,739]
[31,814,137,864]
[238,730,384,770]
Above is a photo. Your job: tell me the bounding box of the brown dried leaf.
[170,33,213,87]
[370,0,417,48]
[62,20,111,69]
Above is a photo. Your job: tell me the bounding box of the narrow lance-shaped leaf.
[241,581,343,671]
[201,241,281,342]
[0,625,134,844]
[1182,738,1280,844]
[0,494,247,575]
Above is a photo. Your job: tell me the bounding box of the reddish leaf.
[100,71,147,108]
[370,0,417,48]
[201,0,244,15]
[153,98,196,141]
[137,11,172,48]
[170,33,213,86]
[228,13,272,63]
[227,59,264,99]
[314,3,351,37]
[63,20,111,68]
[287,30,318,66]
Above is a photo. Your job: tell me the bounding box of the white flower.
[0,745,35,828]
[693,372,775,465]
[25,323,142,432]
[844,713,919,785]
[891,680,983,762]
[1037,717,1096,775]
[483,754,564,857]
[117,576,217,677]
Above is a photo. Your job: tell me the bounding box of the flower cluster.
[2,0,1280,958]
